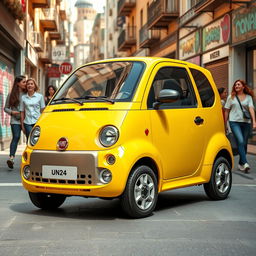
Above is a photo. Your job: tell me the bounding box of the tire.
[204,156,232,200]
[120,165,158,218]
[29,192,66,210]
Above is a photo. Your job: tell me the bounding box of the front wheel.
[29,192,66,210]
[120,165,158,218]
[204,157,232,200]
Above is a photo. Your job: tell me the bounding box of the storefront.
[232,2,256,145]
[202,14,231,90]
[0,1,25,150]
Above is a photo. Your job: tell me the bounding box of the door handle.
[194,116,204,125]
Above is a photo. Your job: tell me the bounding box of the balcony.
[39,42,51,63]
[31,31,43,52]
[31,0,50,8]
[148,0,179,29]
[118,0,136,16]
[40,8,59,31]
[118,26,136,51]
[139,23,160,48]
[193,0,230,12]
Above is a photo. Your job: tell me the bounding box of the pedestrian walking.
[45,85,57,105]
[218,87,228,107]
[4,75,27,169]
[20,78,45,140]
[224,79,256,173]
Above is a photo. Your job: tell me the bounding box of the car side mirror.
[153,89,180,109]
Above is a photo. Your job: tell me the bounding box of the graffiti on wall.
[0,61,14,139]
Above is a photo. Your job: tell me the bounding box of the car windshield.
[51,61,145,105]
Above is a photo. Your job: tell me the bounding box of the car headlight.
[30,126,40,146]
[99,125,119,147]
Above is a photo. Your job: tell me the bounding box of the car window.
[147,67,197,109]
[52,61,145,104]
[190,68,215,107]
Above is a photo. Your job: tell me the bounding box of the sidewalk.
[0,143,26,156]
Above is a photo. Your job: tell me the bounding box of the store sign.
[202,14,230,52]
[179,30,200,60]
[232,4,256,44]
[202,45,229,64]
[52,46,66,61]
[48,66,61,78]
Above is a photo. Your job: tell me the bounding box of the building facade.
[0,0,69,150]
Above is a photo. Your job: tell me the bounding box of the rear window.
[190,68,215,107]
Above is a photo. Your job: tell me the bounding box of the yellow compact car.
[21,57,233,218]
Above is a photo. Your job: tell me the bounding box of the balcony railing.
[31,31,43,52]
[31,0,50,8]
[118,26,136,51]
[193,0,230,12]
[139,23,160,48]
[118,0,136,16]
[148,0,179,29]
[40,8,59,31]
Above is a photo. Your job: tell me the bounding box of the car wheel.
[120,165,158,218]
[204,156,232,200]
[29,192,66,210]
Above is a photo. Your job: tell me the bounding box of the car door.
[147,63,206,180]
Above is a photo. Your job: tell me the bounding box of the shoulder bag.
[235,95,251,120]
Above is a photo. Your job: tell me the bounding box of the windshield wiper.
[76,96,114,104]
[51,97,83,106]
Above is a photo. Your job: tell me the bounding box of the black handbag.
[226,132,238,156]
[235,95,251,120]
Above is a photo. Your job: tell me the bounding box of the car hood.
[31,104,132,151]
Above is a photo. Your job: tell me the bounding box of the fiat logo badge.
[57,137,68,151]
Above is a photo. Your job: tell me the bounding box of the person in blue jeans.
[20,78,45,140]
[4,75,27,169]
[224,79,256,173]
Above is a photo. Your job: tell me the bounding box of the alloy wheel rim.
[134,173,155,210]
[215,163,230,193]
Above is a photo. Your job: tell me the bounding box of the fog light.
[23,151,28,161]
[23,166,31,180]
[106,154,116,165]
[100,169,112,184]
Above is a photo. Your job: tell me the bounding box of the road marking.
[3,216,17,229]
[0,183,22,186]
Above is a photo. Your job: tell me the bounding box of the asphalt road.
[0,153,256,256]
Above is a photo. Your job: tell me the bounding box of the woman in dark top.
[4,75,26,169]
[45,85,57,105]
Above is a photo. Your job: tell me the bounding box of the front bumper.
[21,147,129,197]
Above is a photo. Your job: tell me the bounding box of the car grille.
[29,150,98,185]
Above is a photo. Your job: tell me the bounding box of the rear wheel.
[29,192,66,210]
[120,165,158,218]
[204,157,232,200]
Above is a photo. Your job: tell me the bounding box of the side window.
[147,67,197,109]
[190,68,215,107]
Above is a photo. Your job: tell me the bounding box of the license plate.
[42,165,77,180]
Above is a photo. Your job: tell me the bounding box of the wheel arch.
[132,157,160,186]
[214,149,233,170]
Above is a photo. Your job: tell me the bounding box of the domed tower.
[75,0,96,21]
[74,0,96,67]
